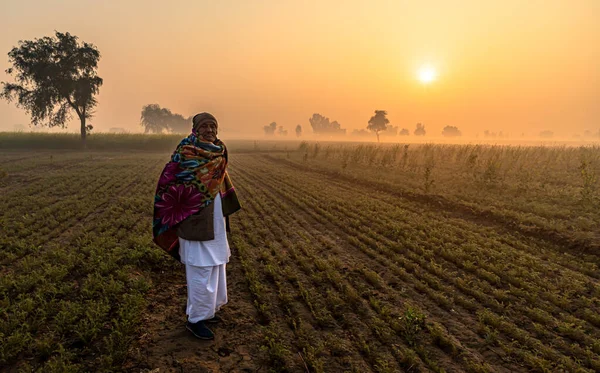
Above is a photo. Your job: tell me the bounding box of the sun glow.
[418,66,437,84]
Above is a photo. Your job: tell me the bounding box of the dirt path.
[124,248,265,373]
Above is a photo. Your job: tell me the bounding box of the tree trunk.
[376,132,380,143]
[80,115,87,148]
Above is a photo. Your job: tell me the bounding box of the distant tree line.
[266,110,471,141]
[263,122,290,136]
[269,110,600,141]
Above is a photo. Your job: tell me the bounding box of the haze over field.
[1,0,599,138]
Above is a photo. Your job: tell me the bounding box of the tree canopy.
[140,104,190,134]
[264,122,277,135]
[441,125,462,137]
[1,31,102,145]
[278,126,288,136]
[309,113,346,136]
[414,123,426,136]
[367,110,390,142]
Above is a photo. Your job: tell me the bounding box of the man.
[152,113,241,339]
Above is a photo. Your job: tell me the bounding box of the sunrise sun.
[418,65,437,84]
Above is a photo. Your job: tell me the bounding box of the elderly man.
[152,113,241,339]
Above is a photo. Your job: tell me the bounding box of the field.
[1,134,599,372]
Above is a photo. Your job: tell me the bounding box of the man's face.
[197,120,217,142]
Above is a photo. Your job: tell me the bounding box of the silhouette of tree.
[442,125,462,137]
[167,113,190,134]
[309,113,346,135]
[278,126,288,136]
[414,123,426,136]
[1,31,102,146]
[399,128,410,136]
[367,110,390,142]
[140,104,191,134]
[295,124,302,137]
[539,130,554,139]
[264,122,277,135]
[140,104,171,134]
[381,125,399,137]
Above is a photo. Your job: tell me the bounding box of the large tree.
[1,32,102,145]
[367,110,390,142]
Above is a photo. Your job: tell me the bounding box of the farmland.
[1,135,599,372]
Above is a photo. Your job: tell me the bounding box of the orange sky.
[0,0,598,138]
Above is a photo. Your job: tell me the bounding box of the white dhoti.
[179,194,230,323]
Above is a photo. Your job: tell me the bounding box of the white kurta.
[179,194,230,322]
[179,193,230,267]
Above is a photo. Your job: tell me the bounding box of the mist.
[1,0,599,142]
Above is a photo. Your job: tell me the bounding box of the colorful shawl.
[153,134,240,260]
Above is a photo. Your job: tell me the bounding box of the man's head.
[192,113,218,142]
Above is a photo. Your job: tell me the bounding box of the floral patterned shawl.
[153,133,240,259]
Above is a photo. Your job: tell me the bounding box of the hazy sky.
[0,0,598,137]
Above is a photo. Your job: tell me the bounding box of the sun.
[418,65,437,84]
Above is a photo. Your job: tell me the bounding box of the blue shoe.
[186,321,214,340]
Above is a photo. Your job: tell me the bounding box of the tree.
[140,104,171,133]
[309,113,346,136]
[539,130,554,139]
[295,124,302,137]
[278,126,288,136]
[367,110,390,142]
[1,32,102,146]
[414,123,426,136]
[264,122,277,135]
[168,113,190,134]
[380,125,398,137]
[441,125,462,137]
[399,128,410,136]
[140,104,191,134]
